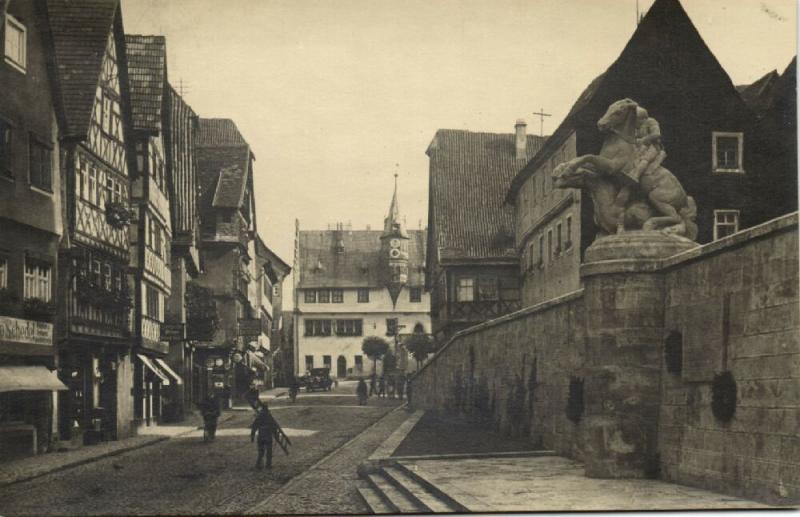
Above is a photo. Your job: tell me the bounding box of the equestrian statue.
[552,98,698,241]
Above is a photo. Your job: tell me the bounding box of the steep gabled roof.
[197,118,249,147]
[506,0,750,202]
[46,0,119,138]
[212,165,247,208]
[736,70,780,117]
[255,235,292,276]
[125,34,166,132]
[428,130,545,261]
[297,230,426,288]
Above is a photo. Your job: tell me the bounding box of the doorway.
[336,356,347,378]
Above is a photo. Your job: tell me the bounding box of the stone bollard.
[579,231,697,478]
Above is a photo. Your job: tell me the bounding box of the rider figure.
[614,106,667,230]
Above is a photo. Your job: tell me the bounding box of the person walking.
[198,394,220,442]
[378,375,386,398]
[356,378,368,406]
[397,375,405,401]
[251,402,281,470]
[387,376,395,399]
[244,382,260,410]
[369,372,377,397]
[406,375,412,407]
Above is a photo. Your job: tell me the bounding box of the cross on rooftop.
[532,108,551,136]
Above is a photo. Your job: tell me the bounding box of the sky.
[121,0,796,308]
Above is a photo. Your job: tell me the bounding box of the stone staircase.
[357,462,467,514]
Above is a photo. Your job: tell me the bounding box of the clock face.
[390,238,400,247]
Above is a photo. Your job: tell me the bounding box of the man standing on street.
[369,372,377,396]
[251,402,281,470]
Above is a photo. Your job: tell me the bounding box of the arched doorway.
[337,356,347,378]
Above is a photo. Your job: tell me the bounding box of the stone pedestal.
[580,231,696,478]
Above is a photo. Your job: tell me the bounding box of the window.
[88,167,97,206]
[323,355,332,369]
[456,277,474,302]
[331,289,343,303]
[354,355,363,372]
[305,319,332,336]
[304,290,316,303]
[317,289,330,303]
[305,355,314,372]
[24,261,51,301]
[386,318,398,337]
[538,235,544,265]
[712,132,744,173]
[273,285,280,297]
[556,222,563,253]
[527,242,534,271]
[714,210,740,240]
[566,216,573,247]
[29,139,52,192]
[104,176,114,206]
[357,288,369,303]
[91,259,101,286]
[409,287,422,303]
[477,277,498,301]
[102,264,112,291]
[547,229,553,261]
[0,257,7,289]
[335,319,363,336]
[4,15,26,73]
[0,119,11,178]
[145,285,159,319]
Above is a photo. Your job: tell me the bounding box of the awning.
[137,354,170,385]
[0,366,68,393]
[154,358,183,386]
[247,350,269,371]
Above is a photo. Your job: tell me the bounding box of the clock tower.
[380,174,410,307]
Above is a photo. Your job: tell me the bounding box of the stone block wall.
[658,214,799,504]
[412,290,587,460]
[413,212,798,504]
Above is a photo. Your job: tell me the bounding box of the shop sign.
[0,315,53,346]
[237,318,261,337]
[160,323,185,342]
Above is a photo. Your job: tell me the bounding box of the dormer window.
[712,132,744,174]
[4,14,26,73]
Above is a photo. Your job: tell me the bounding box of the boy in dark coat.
[251,403,280,469]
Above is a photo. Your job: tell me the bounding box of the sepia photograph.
[0,0,797,514]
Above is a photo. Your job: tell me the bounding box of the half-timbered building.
[48,0,136,442]
[125,34,183,427]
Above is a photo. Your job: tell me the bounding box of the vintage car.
[305,367,333,392]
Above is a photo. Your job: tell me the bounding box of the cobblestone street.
[0,383,400,516]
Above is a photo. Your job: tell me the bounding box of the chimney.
[515,119,527,161]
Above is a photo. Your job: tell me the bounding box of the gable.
[86,32,127,175]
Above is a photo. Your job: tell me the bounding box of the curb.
[246,403,408,515]
[0,413,236,488]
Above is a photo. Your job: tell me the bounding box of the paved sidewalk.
[247,406,415,515]
[0,412,233,488]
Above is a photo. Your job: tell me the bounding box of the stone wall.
[658,214,798,504]
[412,212,798,504]
[412,290,587,460]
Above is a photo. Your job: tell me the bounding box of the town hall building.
[293,179,430,379]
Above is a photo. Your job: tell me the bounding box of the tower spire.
[384,171,405,236]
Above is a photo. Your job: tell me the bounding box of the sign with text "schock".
[0,316,53,346]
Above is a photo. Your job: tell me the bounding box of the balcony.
[446,299,522,323]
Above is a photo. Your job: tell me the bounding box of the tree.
[382,350,397,373]
[404,332,433,370]
[361,336,390,374]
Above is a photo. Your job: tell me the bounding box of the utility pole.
[532,108,552,137]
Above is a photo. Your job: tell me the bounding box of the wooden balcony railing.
[446,299,522,323]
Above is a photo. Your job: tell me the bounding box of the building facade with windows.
[0,0,68,461]
[124,35,182,428]
[254,236,290,388]
[48,0,137,443]
[294,185,430,379]
[193,118,258,404]
[506,0,764,306]
[425,125,543,341]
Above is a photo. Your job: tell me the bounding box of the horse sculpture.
[552,98,698,241]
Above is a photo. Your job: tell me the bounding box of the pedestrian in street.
[406,375,412,407]
[356,378,368,405]
[387,376,395,399]
[369,372,377,397]
[378,375,386,398]
[397,376,405,401]
[245,382,260,410]
[198,394,220,442]
[251,402,281,470]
